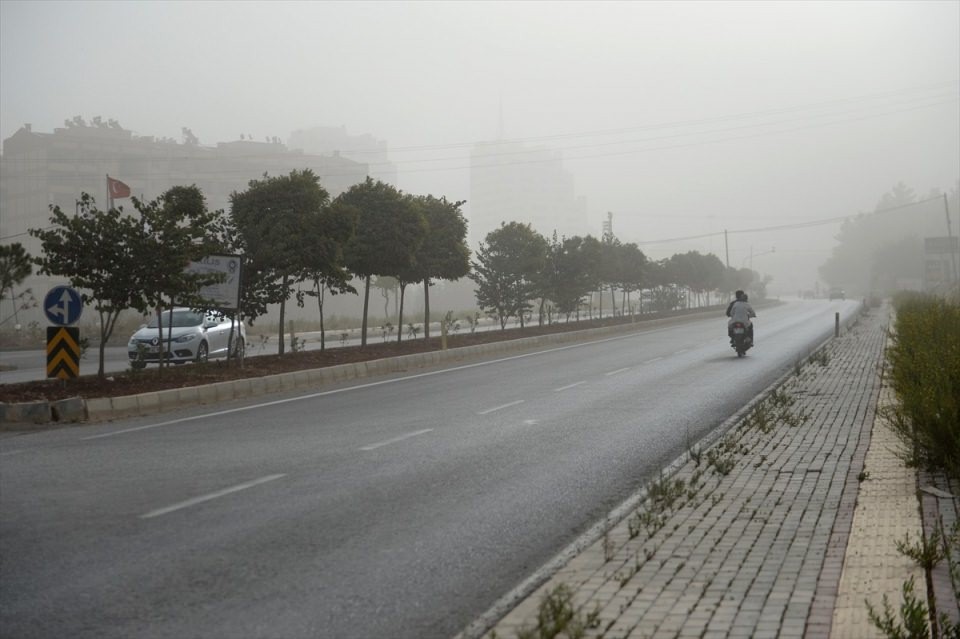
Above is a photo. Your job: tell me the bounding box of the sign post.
[44,285,82,379]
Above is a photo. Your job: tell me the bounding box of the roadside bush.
[887,292,960,482]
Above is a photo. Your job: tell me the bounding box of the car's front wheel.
[195,341,209,363]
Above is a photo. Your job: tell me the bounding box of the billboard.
[186,254,243,310]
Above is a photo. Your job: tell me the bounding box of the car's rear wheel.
[195,341,209,363]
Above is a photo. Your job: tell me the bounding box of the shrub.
[887,293,960,482]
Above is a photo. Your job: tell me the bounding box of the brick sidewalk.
[480,305,893,639]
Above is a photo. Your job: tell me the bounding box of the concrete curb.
[0,306,767,428]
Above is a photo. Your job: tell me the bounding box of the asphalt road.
[0,299,859,639]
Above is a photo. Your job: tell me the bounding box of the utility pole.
[724,229,729,269]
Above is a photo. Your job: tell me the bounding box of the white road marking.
[140,474,286,519]
[359,428,433,451]
[522,419,540,425]
[477,400,525,415]
[674,349,689,355]
[605,367,630,376]
[83,325,681,441]
[643,357,664,364]
[0,450,25,457]
[553,381,585,392]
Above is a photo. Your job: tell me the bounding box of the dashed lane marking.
[477,400,525,415]
[141,474,286,519]
[359,428,434,451]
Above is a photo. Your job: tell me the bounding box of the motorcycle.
[730,321,752,357]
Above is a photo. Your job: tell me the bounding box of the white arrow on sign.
[47,290,73,322]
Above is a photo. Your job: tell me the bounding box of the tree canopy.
[230,169,332,353]
[30,195,143,376]
[336,178,426,346]
[470,222,547,329]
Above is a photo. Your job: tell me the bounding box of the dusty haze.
[1,0,958,294]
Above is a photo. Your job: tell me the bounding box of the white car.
[128,308,245,368]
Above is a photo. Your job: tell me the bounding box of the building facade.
[288,126,397,187]
[468,139,587,248]
[0,119,369,327]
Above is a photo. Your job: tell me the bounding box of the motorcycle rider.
[726,290,756,345]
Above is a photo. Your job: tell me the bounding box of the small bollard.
[441,320,448,351]
[835,312,840,337]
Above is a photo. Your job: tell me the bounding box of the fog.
[2,0,958,295]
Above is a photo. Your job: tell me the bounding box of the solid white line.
[359,428,433,451]
[643,357,664,364]
[140,474,286,519]
[553,381,585,392]
[605,367,630,376]
[477,400,525,415]
[83,324,684,441]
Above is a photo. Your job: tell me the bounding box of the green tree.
[598,236,622,318]
[230,170,331,354]
[0,242,33,327]
[409,195,470,339]
[538,234,596,323]
[132,186,229,369]
[615,242,647,314]
[668,251,725,307]
[470,222,547,329]
[296,201,358,351]
[30,194,142,377]
[337,178,426,347]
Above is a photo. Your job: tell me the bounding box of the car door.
[204,313,228,359]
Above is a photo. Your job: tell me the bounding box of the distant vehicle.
[828,288,845,300]
[128,308,245,369]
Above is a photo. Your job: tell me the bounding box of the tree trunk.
[598,289,603,320]
[316,281,326,352]
[423,278,431,339]
[98,310,108,378]
[361,276,370,348]
[278,274,288,355]
[397,282,406,343]
[610,286,616,317]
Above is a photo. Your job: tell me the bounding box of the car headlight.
[173,334,196,343]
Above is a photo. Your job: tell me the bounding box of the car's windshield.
[146,310,204,328]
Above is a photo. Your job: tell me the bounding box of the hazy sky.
[2,0,958,292]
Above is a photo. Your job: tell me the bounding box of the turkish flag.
[107,176,131,199]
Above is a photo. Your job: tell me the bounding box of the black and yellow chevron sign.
[47,327,80,379]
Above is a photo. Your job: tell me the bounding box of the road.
[0,300,858,639]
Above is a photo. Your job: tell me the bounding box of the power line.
[634,196,946,246]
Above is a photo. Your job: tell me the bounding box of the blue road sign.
[44,285,83,326]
